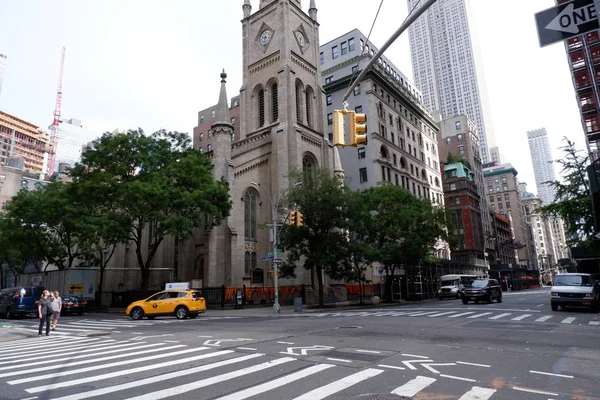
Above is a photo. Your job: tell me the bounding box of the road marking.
[530,370,573,378]
[391,376,437,397]
[407,311,440,316]
[237,347,257,351]
[277,341,295,344]
[197,335,212,338]
[427,311,457,317]
[378,364,406,370]
[512,386,559,396]
[163,340,179,343]
[292,368,384,400]
[537,304,544,307]
[448,312,476,318]
[467,312,493,319]
[327,358,352,363]
[511,314,532,321]
[20,397,38,400]
[214,364,335,400]
[458,386,496,399]
[36,351,253,400]
[0,337,100,355]
[402,360,434,370]
[590,321,600,326]
[441,374,477,383]
[489,313,512,320]
[25,350,236,393]
[561,317,576,324]
[456,361,490,368]
[126,357,297,400]
[535,315,553,322]
[422,363,456,374]
[355,349,381,354]
[401,353,430,359]
[204,338,253,346]
[280,345,334,356]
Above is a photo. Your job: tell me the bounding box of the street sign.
[268,252,274,257]
[68,284,83,292]
[535,0,598,47]
[261,255,274,261]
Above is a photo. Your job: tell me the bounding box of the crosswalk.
[310,309,600,326]
[4,315,244,336]
[0,336,527,399]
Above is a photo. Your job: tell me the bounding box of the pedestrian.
[51,290,62,331]
[38,290,53,336]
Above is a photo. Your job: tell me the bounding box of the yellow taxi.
[125,290,206,320]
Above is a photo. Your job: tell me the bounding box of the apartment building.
[0,110,49,174]
[193,95,240,153]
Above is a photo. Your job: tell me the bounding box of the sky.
[0,0,587,192]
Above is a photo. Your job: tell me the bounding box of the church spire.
[214,69,231,126]
[242,0,251,18]
[309,0,317,21]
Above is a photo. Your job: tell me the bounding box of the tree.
[538,138,593,247]
[445,152,471,170]
[361,184,448,301]
[70,129,231,291]
[279,168,352,307]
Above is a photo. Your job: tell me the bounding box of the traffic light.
[295,211,303,227]
[289,210,298,226]
[332,110,345,147]
[349,111,367,147]
[268,270,274,279]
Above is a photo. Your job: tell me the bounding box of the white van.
[550,273,599,312]
[437,274,477,300]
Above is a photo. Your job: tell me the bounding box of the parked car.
[126,290,206,320]
[461,279,502,304]
[0,286,45,318]
[61,296,87,315]
[550,273,599,312]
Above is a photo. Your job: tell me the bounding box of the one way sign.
[535,0,599,47]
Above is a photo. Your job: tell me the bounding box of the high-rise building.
[51,118,101,173]
[0,53,6,97]
[489,146,505,166]
[408,0,495,164]
[0,110,49,174]
[527,128,557,205]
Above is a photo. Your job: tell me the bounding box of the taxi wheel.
[175,306,189,320]
[130,307,144,320]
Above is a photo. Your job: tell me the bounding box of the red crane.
[47,46,66,178]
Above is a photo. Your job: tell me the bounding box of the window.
[446,137,451,144]
[348,37,355,51]
[457,134,463,142]
[450,183,456,191]
[489,196,494,202]
[259,89,265,127]
[358,147,366,159]
[494,179,499,185]
[355,105,363,113]
[199,132,203,141]
[360,38,364,51]
[231,117,236,125]
[354,84,361,96]
[295,84,302,123]
[498,203,503,209]
[341,41,348,55]
[497,194,501,201]
[503,185,508,191]
[207,129,212,137]
[455,121,461,130]
[327,113,333,125]
[207,144,212,151]
[506,202,511,209]
[305,88,312,126]
[393,154,397,164]
[332,45,339,59]
[211,110,216,119]
[271,83,279,122]
[458,146,464,155]
[326,95,332,106]
[320,52,324,65]
[504,193,509,200]
[325,76,333,84]
[433,160,437,169]
[495,187,500,193]
[487,180,492,186]
[244,252,258,277]
[502,176,507,183]
[488,188,493,194]
[359,168,368,183]
[399,138,405,149]
[200,115,204,123]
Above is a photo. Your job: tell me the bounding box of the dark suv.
[462,279,502,304]
[0,286,46,318]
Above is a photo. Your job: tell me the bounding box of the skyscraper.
[527,128,557,205]
[0,53,7,97]
[407,0,495,164]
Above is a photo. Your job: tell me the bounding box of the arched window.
[258,89,265,127]
[244,189,258,239]
[271,82,279,122]
[295,80,304,123]
[305,86,314,127]
[244,251,257,276]
[303,153,318,185]
[207,144,212,152]
[380,146,388,160]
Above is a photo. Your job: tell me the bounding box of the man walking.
[51,290,62,331]
[38,290,53,336]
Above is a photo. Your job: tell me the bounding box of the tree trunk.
[316,265,324,308]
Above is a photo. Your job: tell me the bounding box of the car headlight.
[584,293,594,298]
[551,292,559,296]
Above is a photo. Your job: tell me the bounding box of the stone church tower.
[181,0,344,289]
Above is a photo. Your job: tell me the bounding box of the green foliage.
[538,138,593,247]
[445,152,471,170]
[70,129,231,290]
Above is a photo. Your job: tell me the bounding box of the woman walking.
[38,290,53,336]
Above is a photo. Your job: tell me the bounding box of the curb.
[78,331,111,337]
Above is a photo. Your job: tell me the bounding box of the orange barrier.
[345,284,380,295]
[225,286,302,301]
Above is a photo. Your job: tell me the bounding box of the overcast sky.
[0,0,586,192]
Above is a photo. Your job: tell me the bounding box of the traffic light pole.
[342,0,438,104]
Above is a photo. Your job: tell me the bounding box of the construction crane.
[47,46,66,178]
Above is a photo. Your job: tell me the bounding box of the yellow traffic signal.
[332,110,345,147]
[289,210,297,226]
[349,111,367,147]
[268,270,274,279]
[296,211,303,227]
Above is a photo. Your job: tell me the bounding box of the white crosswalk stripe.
[0,336,528,400]
[562,317,576,324]
[489,313,512,320]
[511,314,532,321]
[535,315,553,322]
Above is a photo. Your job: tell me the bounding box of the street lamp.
[251,181,302,313]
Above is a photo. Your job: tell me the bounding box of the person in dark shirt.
[38,290,53,336]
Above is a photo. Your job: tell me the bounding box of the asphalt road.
[0,287,599,399]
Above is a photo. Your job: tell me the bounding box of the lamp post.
[251,181,302,314]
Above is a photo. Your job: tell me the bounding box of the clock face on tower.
[259,29,272,46]
[295,31,306,47]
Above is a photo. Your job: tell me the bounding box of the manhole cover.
[337,325,363,329]
[351,395,407,400]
